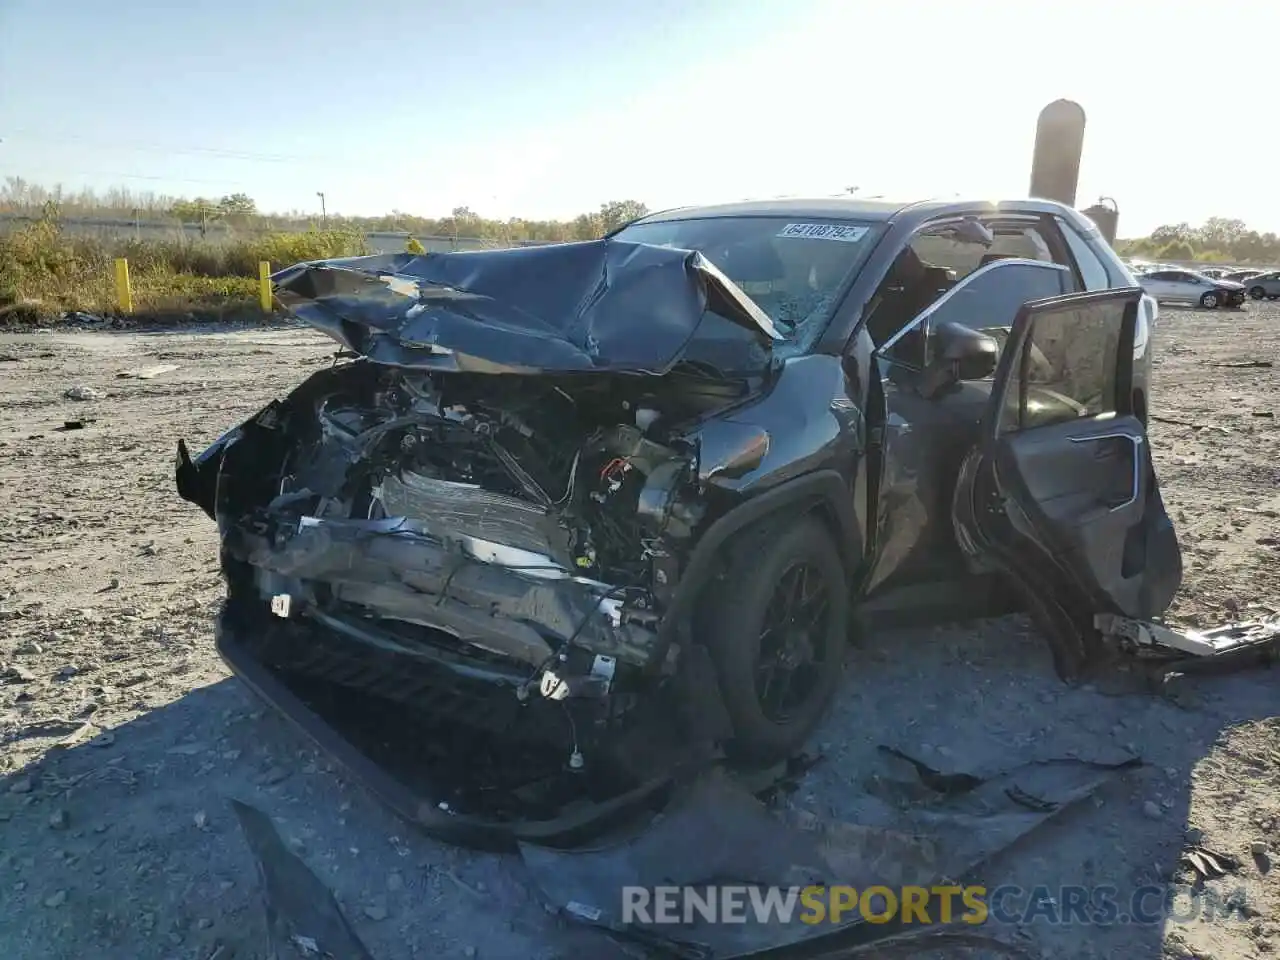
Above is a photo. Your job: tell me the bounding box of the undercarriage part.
[1096,613,1280,659]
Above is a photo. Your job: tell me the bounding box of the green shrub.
[223,229,369,277]
[0,223,368,320]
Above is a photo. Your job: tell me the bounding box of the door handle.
[1068,432,1143,512]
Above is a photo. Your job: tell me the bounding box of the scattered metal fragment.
[1181,846,1239,881]
[231,799,375,960]
[116,363,180,379]
[1096,614,1280,665]
[520,752,1135,958]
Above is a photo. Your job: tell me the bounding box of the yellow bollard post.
[258,261,273,313]
[113,258,133,315]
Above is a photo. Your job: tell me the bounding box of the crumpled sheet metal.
[271,241,782,375]
[519,749,1140,959]
[229,748,1138,960]
[232,799,375,960]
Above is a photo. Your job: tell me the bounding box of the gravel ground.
[1,305,1278,960]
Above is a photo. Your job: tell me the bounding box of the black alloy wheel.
[755,560,831,722]
[701,516,848,764]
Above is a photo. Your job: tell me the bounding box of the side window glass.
[1058,220,1110,291]
[1069,216,1130,287]
[999,298,1126,434]
[881,261,1070,372]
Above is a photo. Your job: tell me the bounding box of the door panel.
[992,415,1175,616]
[958,288,1183,623]
[866,259,1071,595]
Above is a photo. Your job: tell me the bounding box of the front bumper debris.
[232,745,1138,959]
[217,604,676,851]
[1097,613,1280,677]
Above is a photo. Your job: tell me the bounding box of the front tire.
[702,516,848,764]
[1250,286,1267,300]
[1199,291,1220,309]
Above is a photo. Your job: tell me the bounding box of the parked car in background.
[1241,270,1280,300]
[1137,268,1247,308]
[1200,267,1231,280]
[1225,269,1264,284]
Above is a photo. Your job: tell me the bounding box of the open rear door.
[953,288,1183,678]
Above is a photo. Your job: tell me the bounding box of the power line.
[1,129,321,164]
[6,167,255,188]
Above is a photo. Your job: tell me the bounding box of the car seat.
[867,247,955,349]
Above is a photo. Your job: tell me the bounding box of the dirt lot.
[1,305,1278,960]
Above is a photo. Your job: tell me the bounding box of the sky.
[0,0,1275,236]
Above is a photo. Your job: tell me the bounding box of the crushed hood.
[271,240,783,375]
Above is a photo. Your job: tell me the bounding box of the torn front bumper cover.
[229,511,661,676]
[217,605,677,851]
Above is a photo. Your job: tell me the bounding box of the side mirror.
[920,321,999,398]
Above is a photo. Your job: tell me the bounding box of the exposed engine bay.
[294,363,721,586]
[193,358,756,823]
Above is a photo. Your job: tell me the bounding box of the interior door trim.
[1067,432,1143,511]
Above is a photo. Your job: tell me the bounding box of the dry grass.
[0,218,367,321]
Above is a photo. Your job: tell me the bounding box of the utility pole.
[316,191,327,226]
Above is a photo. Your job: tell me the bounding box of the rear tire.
[1250,286,1267,300]
[1199,292,1220,309]
[702,516,848,764]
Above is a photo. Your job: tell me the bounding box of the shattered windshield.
[614,215,883,361]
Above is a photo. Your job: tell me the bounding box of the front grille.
[247,614,571,746]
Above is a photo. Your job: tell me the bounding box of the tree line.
[0,178,650,243]
[4,179,1277,263]
[1116,217,1280,264]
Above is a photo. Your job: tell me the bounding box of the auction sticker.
[777,222,869,242]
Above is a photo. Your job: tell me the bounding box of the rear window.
[614,216,882,359]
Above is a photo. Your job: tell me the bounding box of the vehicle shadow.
[2,617,1273,960]
[0,677,620,960]
[808,613,1277,959]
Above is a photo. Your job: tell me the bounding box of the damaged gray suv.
[175,197,1182,847]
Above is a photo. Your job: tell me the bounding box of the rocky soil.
[1,306,1277,960]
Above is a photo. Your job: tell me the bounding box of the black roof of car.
[630,196,1081,228]
[634,197,911,222]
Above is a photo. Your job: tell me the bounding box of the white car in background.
[1136,268,1247,309]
